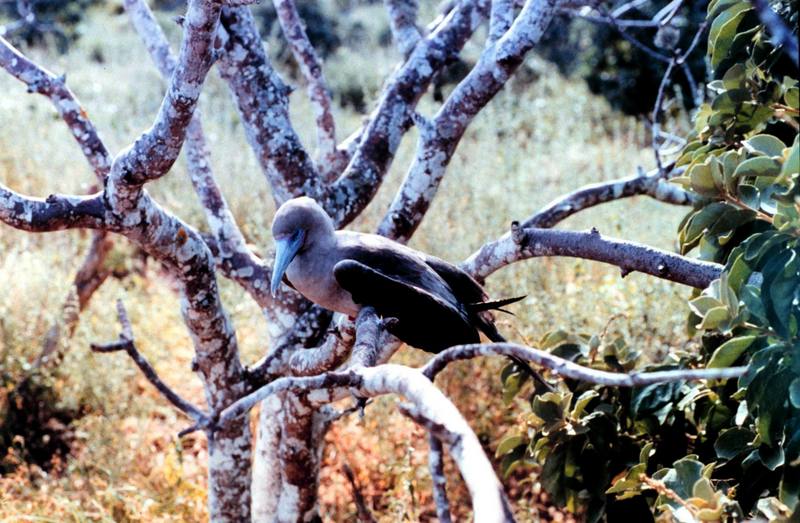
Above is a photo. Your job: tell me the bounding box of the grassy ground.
[0,3,691,521]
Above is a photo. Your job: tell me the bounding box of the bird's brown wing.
[333,260,480,353]
[423,255,488,303]
[422,255,511,341]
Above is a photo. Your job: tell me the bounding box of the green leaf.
[680,203,732,253]
[532,394,565,427]
[657,458,705,505]
[726,251,752,292]
[785,87,799,109]
[708,0,741,18]
[540,330,570,349]
[738,184,760,209]
[711,88,751,113]
[743,135,786,157]
[502,371,524,404]
[698,306,731,330]
[709,3,752,68]
[689,295,724,317]
[500,444,527,479]
[790,378,800,409]
[707,207,756,238]
[690,162,721,197]
[496,434,526,457]
[639,442,654,464]
[571,390,599,418]
[781,140,798,177]
[757,498,794,520]
[708,335,757,368]
[733,156,783,179]
[761,248,799,338]
[722,63,747,89]
[715,427,755,459]
[758,444,785,470]
[693,477,717,502]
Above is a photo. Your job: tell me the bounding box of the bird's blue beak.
[271,229,305,297]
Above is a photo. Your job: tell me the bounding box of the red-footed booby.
[270,197,544,383]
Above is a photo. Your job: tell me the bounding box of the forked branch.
[273,0,345,176]
[0,36,111,179]
[379,0,564,242]
[91,300,210,426]
[214,364,516,523]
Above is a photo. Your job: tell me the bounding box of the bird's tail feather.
[508,355,553,393]
[467,295,526,313]
[471,296,552,392]
[482,327,553,393]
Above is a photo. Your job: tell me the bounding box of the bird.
[270,196,547,385]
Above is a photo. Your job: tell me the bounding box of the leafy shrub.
[538,1,709,115]
[0,0,101,52]
[498,1,799,520]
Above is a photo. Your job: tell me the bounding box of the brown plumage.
[270,197,541,376]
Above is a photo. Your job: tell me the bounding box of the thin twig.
[90,300,210,425]
[342,462,377,523]
[428,433,453,523]
[652,56,678,174]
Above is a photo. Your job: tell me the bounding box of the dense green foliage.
[498,1,799,520]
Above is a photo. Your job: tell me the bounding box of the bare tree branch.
[1,2,255,517]
[346,307,400,368]
[421,342,748,383]
[277,392,322,521]
[125,1,334,377]
[215,364,516,522]
[105,0,223,213]
[286,316,355,376]
[123,0,303,331]
[217,6,323,204]
[462,166,697,281]
[601,7,671,63]
[465,224,722,287]
[559,9,660,27]
[91,300,211,424]
[652,56,677,173]
[252,394,284,520]
[0,189,107,232]
[36,230,113,367]
[378,0,563,242]
[0,37,117,370]
[427,433,453,523]
[274,0,346,177]
[342,462,377,523]
[523,166,693,228]
[651,20,707,172]
[488,0,516,43]
[384,0,423,56]
[323,0,491,227]
[0,36,111,179]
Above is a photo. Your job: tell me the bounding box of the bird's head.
[270,196,334,296]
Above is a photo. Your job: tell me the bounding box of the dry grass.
[0,3,690,521]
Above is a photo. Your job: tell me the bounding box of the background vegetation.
[0,0,795,521]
